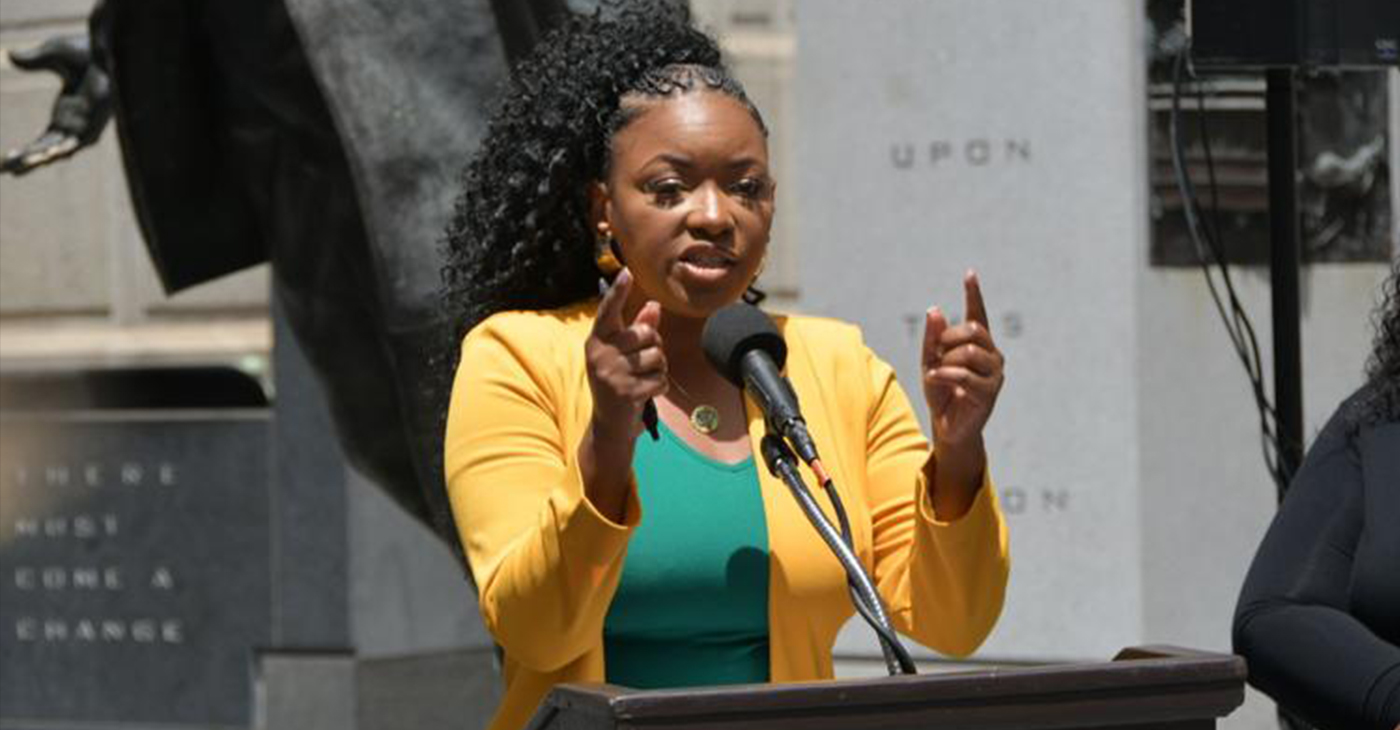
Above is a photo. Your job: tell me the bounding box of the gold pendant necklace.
[689,404,721,435]
[668,377,720,435]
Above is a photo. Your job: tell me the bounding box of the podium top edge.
[547,648,1246,723]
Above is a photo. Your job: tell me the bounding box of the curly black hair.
[1349,256,1400,432]
[442,0,766,341]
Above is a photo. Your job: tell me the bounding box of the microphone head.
[701,303,787,387]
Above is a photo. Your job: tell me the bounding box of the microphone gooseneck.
[761,435,916,675]
[704,303,917,676]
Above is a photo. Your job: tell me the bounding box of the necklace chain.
[666,374,700,404]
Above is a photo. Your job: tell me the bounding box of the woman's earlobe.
[588,180,611,229]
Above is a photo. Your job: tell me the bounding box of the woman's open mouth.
[678,247,736,271]
[676,248,739,285]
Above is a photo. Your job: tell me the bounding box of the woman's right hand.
[579,269,666,520]
[586,268,667,436]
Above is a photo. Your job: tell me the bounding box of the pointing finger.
[593,267,633,335]
[964,270,991,333]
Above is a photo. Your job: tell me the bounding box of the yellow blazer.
[445,302,1009,730]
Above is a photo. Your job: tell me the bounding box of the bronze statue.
[2,0,570,555]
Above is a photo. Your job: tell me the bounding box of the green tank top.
[603,420,770,688]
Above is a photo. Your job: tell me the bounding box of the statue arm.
[1,0,112,176]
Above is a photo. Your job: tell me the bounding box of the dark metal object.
[526,646,1246,730]
[1266,69,1306,498]
[1263,70,1318,725]
[491,0,570,64]
[1183,0,1389,498]
[3,0,574,556]
[0,34,111,175]
[1190,0,1400,69]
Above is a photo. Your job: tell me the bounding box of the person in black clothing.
[1233,258,1400,730]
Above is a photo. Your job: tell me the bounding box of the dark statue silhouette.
[2,0,570,558]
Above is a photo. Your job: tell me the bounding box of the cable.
[803,456,904,671]
[1173,46,1286,488]
[814,467,904,673]
[759,435,917,675]
[1196,73,1287,486]
[1169,43,1289,492]
[803,456,910,673]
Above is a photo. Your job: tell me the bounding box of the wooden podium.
[524,646,1245,730]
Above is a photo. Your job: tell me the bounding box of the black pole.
[1265,68,1305,501]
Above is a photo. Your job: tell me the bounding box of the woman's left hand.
[922,270,1005,452]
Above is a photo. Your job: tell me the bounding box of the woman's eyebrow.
[725,157,766,172]
[639,153,695,170]
[637,153,766,172]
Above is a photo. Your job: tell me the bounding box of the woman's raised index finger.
[593,268,632,334]
[964,269,991,332]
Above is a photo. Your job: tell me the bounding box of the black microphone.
[701,303,820,465]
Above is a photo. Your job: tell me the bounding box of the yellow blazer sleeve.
[861,346,1009,657]
[444,312,641,673]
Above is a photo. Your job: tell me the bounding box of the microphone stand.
[759,433,917,676]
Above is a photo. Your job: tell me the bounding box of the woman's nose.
[687,184,733,236]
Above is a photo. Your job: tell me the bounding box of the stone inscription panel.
[796,0,1148,659]
[0,413,271,726]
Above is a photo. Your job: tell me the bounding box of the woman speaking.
[442,5,1010,729]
